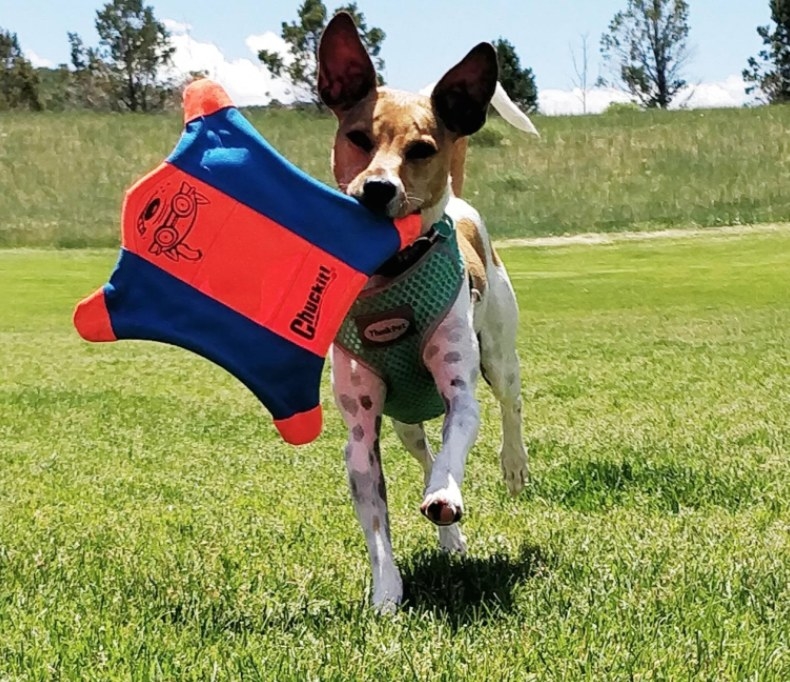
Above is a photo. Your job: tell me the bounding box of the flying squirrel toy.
[73,79,421,445]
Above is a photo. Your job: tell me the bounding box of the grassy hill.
[1,104,789,247]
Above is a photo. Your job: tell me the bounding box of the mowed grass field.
[2,104,790,247]
[1,227,788,679]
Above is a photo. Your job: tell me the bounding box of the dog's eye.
[405,141,437,161]
[346,130,374,153]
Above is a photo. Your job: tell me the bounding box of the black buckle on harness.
[375,226,441,278]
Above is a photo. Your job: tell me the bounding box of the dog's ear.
[317,12,377,114]
[431,43,498,136]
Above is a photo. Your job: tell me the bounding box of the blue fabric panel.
[167,106,402,275]
[103,249,323,421]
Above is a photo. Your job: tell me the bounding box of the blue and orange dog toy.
[73,79,420,445]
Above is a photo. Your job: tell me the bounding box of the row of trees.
[261,0,790,110]
[0,0,539,114]
[2,0,790,114]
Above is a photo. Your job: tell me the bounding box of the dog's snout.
[360,179,397,212]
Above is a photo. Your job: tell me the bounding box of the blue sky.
[4,0,770,112]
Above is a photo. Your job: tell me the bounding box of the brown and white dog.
[319,12,532,611]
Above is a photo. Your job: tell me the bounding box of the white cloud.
[163,19,193,36]
[245,32,290,60]
[539,86,632,115]
[673,75,752,109]
[26,50,54,69]
[539,75,752,115]
[165,25,300,106]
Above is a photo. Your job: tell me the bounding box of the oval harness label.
[363,317,411,343]
[354,304,416,347]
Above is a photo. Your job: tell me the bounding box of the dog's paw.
[421,483,464,526]
[438,524,467,554]
[500,445,529,496]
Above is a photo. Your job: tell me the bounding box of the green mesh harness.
[334,216,464,424]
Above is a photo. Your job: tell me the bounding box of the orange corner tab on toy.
[273,405,323,445]
[182,78,234,123]
[73,288,116,342]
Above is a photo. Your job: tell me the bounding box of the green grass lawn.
[1,228,789,680]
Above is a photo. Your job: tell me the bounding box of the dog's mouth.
[352,191,424,221]
[348,191,411,220]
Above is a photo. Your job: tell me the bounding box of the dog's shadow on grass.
[400,542,546,627]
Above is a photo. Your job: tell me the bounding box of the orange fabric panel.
[122,165,367,356]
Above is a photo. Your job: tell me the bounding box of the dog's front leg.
[330,346,402,611]
[420,290,481,525]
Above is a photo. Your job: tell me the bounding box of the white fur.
[490,83,540,137]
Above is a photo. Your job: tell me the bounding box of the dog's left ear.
[318,12,377,114]
[431,43,498,137]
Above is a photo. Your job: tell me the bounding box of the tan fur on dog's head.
[318,12,498,222]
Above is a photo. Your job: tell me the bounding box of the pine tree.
[0,28,42,110]
[69,0,175,112]
[493,38,538,113]
[259,1,385,105]
[744,0,790,103]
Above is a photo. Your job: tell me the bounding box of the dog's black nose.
[360,179,397,212]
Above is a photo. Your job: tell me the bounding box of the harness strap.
[334,214,464,424]
[375,214,454,277]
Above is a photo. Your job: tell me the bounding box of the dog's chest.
[334,221,465,424]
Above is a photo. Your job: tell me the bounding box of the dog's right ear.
[317,12,377,114]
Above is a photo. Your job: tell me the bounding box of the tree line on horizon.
[1,0,789,114]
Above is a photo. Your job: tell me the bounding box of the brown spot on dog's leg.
[360,395,373,410]
[339,394,359,416]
